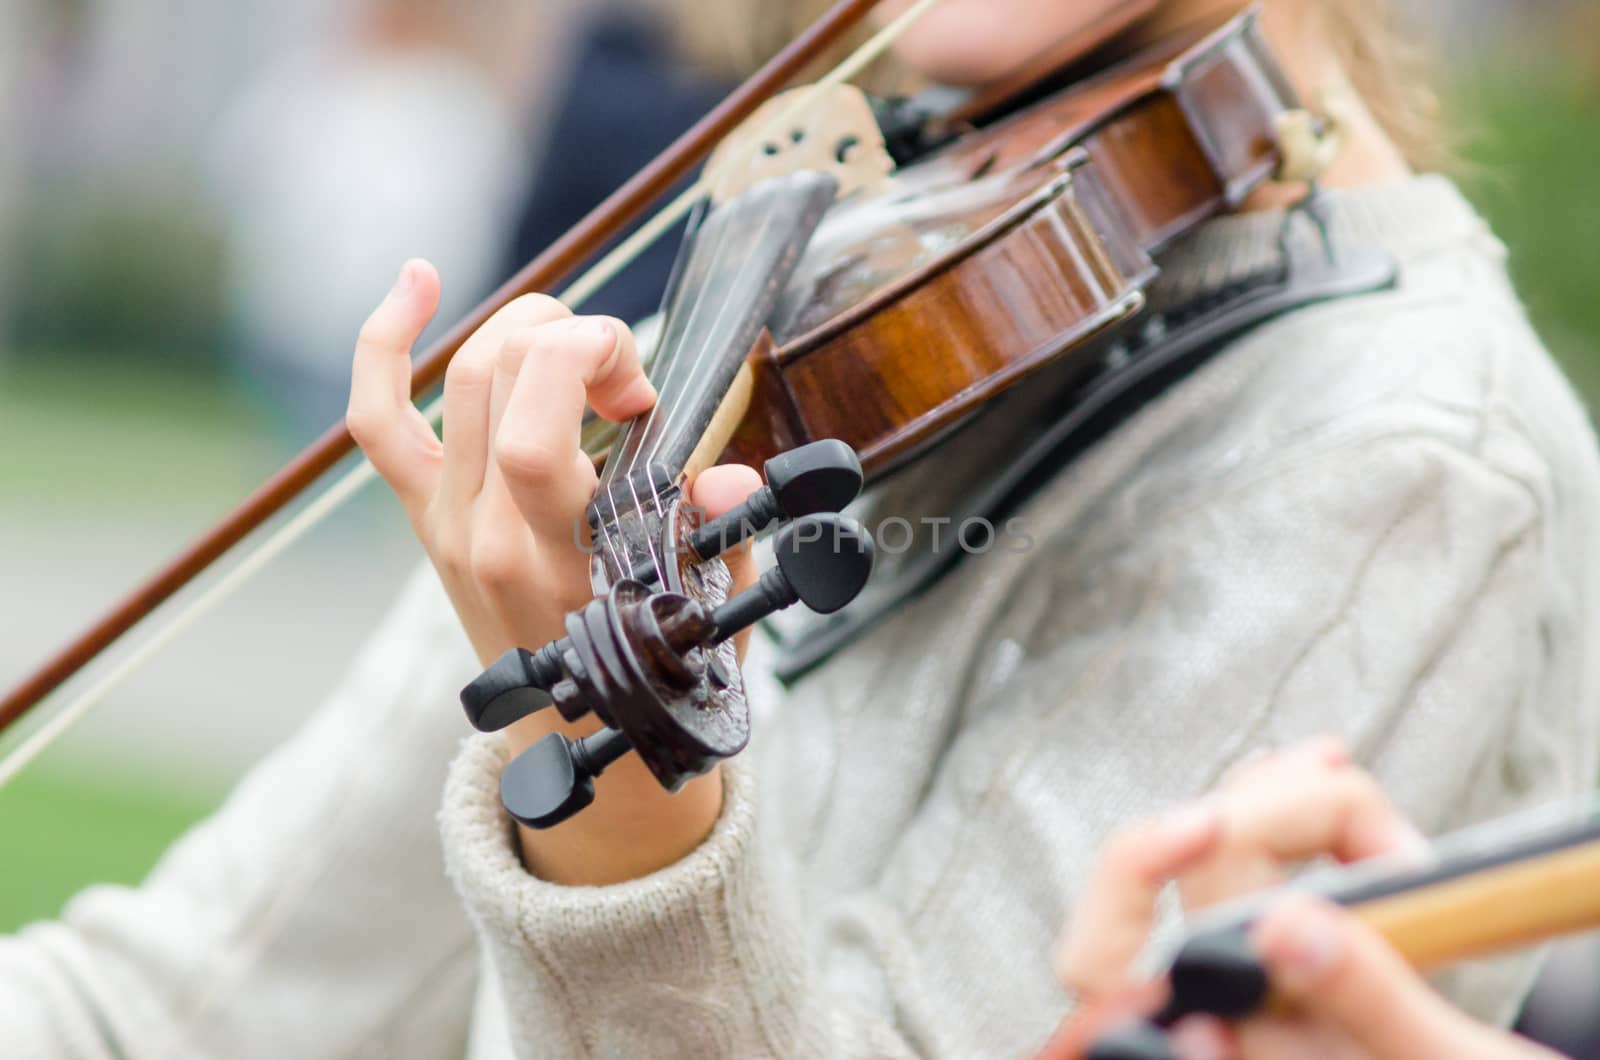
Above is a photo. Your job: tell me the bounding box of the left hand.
[349,260,760,885]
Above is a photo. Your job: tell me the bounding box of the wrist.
[503,716,724,885]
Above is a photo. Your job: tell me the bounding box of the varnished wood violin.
[452,6,1322,827]
[611,6,1308,479]
[1,4,1322,822]
[7,0,1597,1023]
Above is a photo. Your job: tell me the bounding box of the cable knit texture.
[442,177,1600,1057]
[3,178,1598,1060]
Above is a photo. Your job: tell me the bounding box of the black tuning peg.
[645,440,862,578]
[1085,1021,1177,1060]
[487,513,875,830]
[1084,926,1269,1060]
[1154,926,1268,1023]
[500,726,633,829]
[707,512,876,640]
[461,646,560,732]
[464,508,875,734]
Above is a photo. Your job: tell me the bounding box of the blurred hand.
[348,259,760,884]
[1041,738,1562,1059]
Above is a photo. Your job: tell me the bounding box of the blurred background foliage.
[1453,55,1600,398]
[0,0,1596,966]
[9,179,228,370]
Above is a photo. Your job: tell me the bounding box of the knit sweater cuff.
[439,734,815,1056]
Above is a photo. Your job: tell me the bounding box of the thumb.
[1252,896,1536,1059]
[688,464,763,657]
[689,463,763,524]
[347,259,445,512]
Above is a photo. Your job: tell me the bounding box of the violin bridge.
[705,83,895,205]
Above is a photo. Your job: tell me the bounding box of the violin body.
[464,8,1316,827]
[721,9,1297,476]
[0,4,1321,830]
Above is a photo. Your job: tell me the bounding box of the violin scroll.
[496,512,874,830]
[489,512,874,830]
[461,440,874,831]
[462,439,863,733]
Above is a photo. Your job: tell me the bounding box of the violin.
[606,6,1307,479]
[1082,798,1600,1059]
[0,3,1322,822]
[457,5,1322,827]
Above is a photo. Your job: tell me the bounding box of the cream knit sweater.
[5,177,1599,1059]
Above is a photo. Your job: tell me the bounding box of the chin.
[887,7,1042,86]
[885,0,1154,87]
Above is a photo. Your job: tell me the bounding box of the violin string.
[627,472,668,584]
[0,0,947,786]
[621,117,776,471]
[634,106,805,472]
[598,517,628,585]
[619,114,792,564]
[629,0,943,470]
[645,480,668,564]
[614,415,666,583]
[637,190,784,478]
[633,208,744,471]
[560,0,945,517]
[605,474,629,579]
[555,0,943,310]
[590,435,628,579]
[596,439,631,579]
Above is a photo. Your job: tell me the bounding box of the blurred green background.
[1,13,1598,937]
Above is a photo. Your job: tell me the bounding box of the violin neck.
[593,171,837,521]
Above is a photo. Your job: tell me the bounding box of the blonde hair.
[670,0,1439,168]
[1315,0,1441,169]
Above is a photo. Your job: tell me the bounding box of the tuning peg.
[1085,1021,1177,1060]
[500,726,633,829]
[626,441,861,584]
[460,645,563,732]
[708,512,875,640]
[1155,926,1268,1023]
[1084,926,1268,1060]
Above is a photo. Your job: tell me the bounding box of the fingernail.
[1170,1015,1231,1060]
[1263,901,1342,989]
[386,261,416,303]
[585,316,617,344]
[555,315,618,348]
